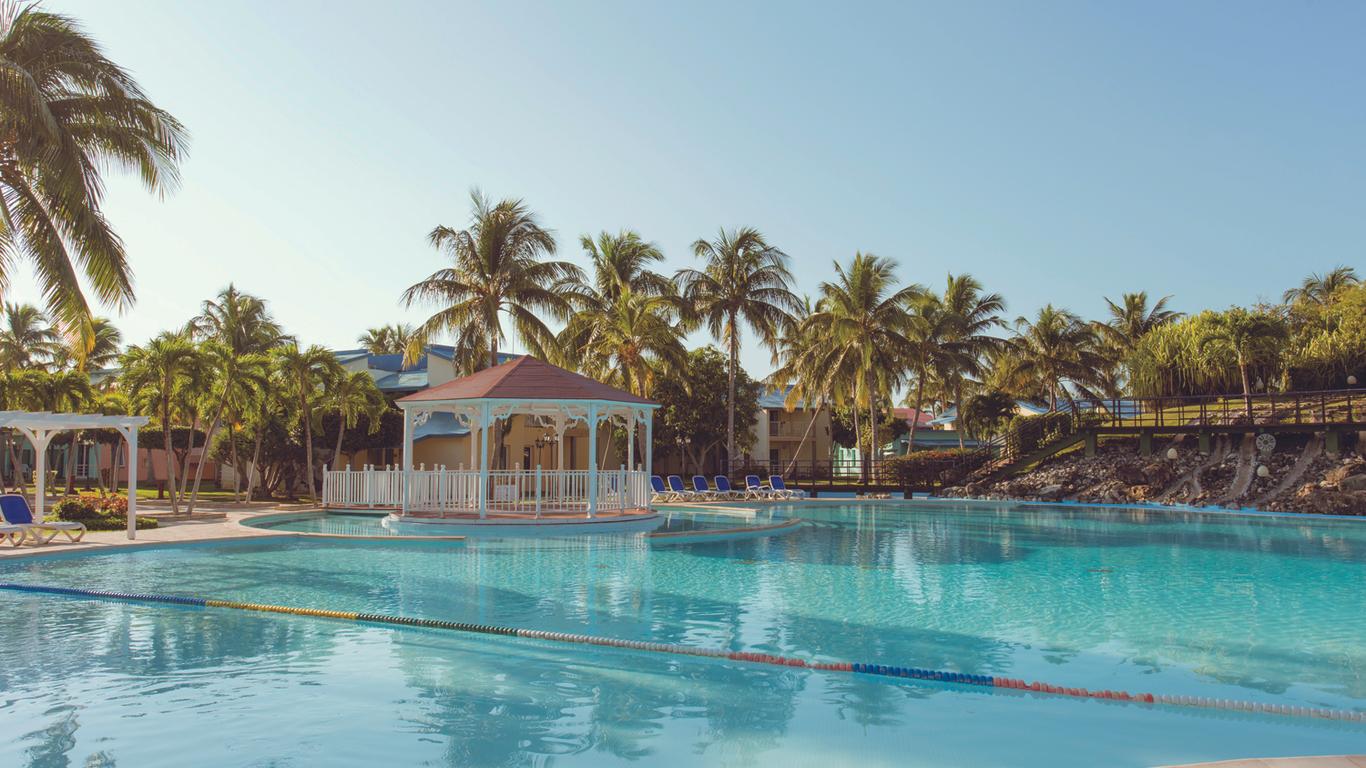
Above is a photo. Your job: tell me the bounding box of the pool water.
[2,500,1364,767]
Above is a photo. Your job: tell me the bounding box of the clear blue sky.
[22,0,1366,377]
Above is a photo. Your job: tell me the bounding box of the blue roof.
[334,347,518,394]
[927,400,1047,427]
[759,386,810,409]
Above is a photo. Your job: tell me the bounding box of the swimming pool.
[2,500,1363,766]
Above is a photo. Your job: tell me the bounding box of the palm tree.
[191,285,286,356]
[67,316,122,372]
[401,190,583,372]
[1001,305,1112,412]
[326,368,385,469]
[578,230,673,300]
[121,333,199,514]
[1282,266,1359,305]
[562,289,687,398]
[0,302,58,370]
[1095,292,1181,355]
[901,295,961,454]
[678,228,800,467]
[273,343,341,502]
[357,324,416,356]
[1200,308,1288,419]
[803,253,924,472]
[560,231,684,395]
[940,274,1005,448]
[0,3,187,333]
[766,297,836,476]
[191,285,287,502]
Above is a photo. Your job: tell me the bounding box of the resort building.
[750,390,834,474]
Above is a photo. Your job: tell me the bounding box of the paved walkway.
[0,504,311,559]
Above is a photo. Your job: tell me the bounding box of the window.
[769,448,779,469]
[522,446,532,470]
[567,436,577,470]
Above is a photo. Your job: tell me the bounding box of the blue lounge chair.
[768,475,806,499]
[0,494,85,544]
[744,475,776,499]
[712,475,743,499]
[650,475,678,502]
[666,475,697,501]
[0,519,29,547]
[692,475,722,501]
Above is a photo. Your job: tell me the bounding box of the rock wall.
[944,434,1366,515]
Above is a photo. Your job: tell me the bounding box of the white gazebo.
[322,357,660,525]
[0,410,150,539]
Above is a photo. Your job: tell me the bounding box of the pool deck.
[0,503,310,559]
[1163,754,1366,759]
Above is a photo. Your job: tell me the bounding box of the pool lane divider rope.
[4,582,1361,724]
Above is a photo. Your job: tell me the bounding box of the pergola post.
[587,402,599,519]
[121,426,139,539]
[18,426,53,522]
[400,408,414,514]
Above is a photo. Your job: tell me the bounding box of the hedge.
[884,449,988,487]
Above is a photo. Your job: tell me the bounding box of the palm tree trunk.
[333,419,346,472]
[868,383,879,482]
[245,428,264,501]
[784,404,822,477]
[851,385,862,483]
[908,376,926,456]
[162,403,179,514]
[955,383,966,450]
[1238,353,1253,421]
[229,422,241,503]
[187,391,231,515]
[302,400,316,503]
[726,322,737,474]
[7,434,27,497]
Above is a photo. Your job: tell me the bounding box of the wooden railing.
[1050,388,1365,430]
[322,465,651,517]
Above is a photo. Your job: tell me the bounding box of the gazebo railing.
[322,466,651,517]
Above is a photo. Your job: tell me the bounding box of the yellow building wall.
[406,415,630,471]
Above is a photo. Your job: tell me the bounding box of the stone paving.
[0,503,311,559]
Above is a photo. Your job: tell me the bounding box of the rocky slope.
[944,435,1366,515]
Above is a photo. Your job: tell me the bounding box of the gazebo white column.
[627,412,636,470]
[644,411,653,511]
[478,401,491,518]
[587,403,599,519]
[400,408,414,514]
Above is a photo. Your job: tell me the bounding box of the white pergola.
[0,411,150,539]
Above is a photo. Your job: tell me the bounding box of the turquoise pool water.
[2,500,1364,766]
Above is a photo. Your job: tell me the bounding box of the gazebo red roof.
[396,356,656,405]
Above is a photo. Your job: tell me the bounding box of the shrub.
[53,495,157,531]
[885,449,987,487]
